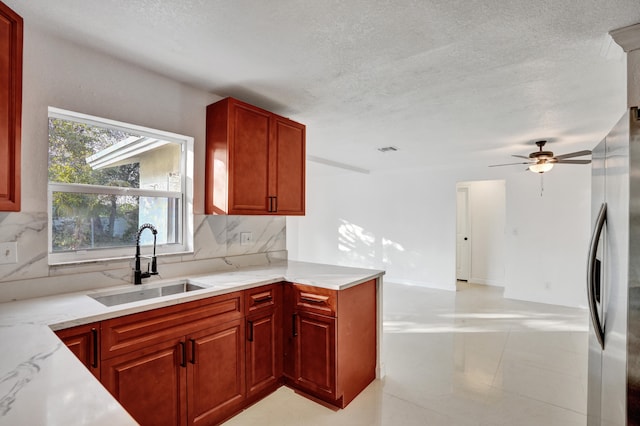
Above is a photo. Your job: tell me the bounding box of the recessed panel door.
[456,186,471,281]
[187,319,245,426]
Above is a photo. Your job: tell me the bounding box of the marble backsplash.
[0,212,286,302]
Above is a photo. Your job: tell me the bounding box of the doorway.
[455,180,506,287]
[456,186,471,281]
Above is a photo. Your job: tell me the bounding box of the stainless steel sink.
[89,281,205,307]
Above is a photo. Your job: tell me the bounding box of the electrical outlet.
[0,242,18,265]
[240,232,253,246]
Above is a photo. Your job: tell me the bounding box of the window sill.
[48,249,194,267]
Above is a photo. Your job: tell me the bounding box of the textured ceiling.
[7,0,640,172]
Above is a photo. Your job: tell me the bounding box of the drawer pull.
[252,293,273,304]
[248,321,254,342]
[292,313,297,337]
[300,293,329,304]
[91,328,98,368]
[179,341,187,368]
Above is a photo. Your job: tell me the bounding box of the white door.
[456,187,471,281]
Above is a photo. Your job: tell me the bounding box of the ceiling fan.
[490,140,592,173]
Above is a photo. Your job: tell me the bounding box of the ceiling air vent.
[378,146,398,153]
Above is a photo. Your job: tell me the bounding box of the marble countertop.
[0,260,384,425]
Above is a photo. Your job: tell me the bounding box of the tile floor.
[224,282,589,425]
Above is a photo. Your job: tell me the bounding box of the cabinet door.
[187,319,245,426]
[228,101,271,214]
[282,283,295,379]
[101,338,186,426]
[0,2,22,211]
[55,323,100,379]
[271,116,305,215]
[205,97,306,216]
[292,310,337,400]
[246,307,282,401]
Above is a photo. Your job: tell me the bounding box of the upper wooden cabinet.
[205,97,305,215]
[0,1,22,211]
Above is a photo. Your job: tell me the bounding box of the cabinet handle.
[91,328,98,369]
[253,294,273,303]
[292,313,297,337]
[179,341,187,367]
[300,294,328,304]
[248,321,254,342]
[267,196,278,212]
[189,338,196,364]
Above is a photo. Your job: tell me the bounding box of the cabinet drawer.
[292,284,337,317]
[102,291,243,359]
[245,283,281,313]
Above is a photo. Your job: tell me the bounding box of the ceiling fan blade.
[555,159,591,164]
[512,155,530,159]
[553,150,592,160]
[489,162,531,167]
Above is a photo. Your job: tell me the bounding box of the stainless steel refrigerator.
[587,106,640,425]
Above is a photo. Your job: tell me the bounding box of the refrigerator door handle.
[587,202,607,350]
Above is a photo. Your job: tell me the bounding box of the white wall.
[288,162,591,307]
[0,24,287,301]
[288,163,458,290]
[4,12,594,307]
[21,28,212,213]
[458,180,506,287]
[503,165,591,308]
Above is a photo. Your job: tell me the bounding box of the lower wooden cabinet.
[101,320,246,426]
[246,305,282,402]
[188,319,245,426]
[291,310,336,400]
[284,279,377,408]
[101,338,186,426]
[56,279,376,424]
[55,322,100,379]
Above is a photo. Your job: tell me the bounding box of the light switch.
[0,242,18,265]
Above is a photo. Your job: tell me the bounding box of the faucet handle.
[151,256,158,275]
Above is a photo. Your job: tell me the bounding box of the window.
[47,107,193,265]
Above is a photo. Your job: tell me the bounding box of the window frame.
[47,107,194,265]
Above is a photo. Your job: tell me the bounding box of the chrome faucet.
[134,223,158,285]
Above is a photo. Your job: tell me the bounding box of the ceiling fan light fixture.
[529,162,554,173]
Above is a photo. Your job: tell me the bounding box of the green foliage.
[49,118,141,251]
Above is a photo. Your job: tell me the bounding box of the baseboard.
[468,277,504,287]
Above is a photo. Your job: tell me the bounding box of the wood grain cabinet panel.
[292,310,337,400]
[56,280,377,423]
[101,338,186,426]
[205,97,305,215]
[101,291,243,360]
[0,1,22,211]
[188,320,246,426]
[55,323,100,379]
[271,116,305,215]
[100,292,245,426]
[284,279,377,408]
[246,305,282,402]
[245,283,283,403]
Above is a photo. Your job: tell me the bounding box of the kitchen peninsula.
[0,260,384,425]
